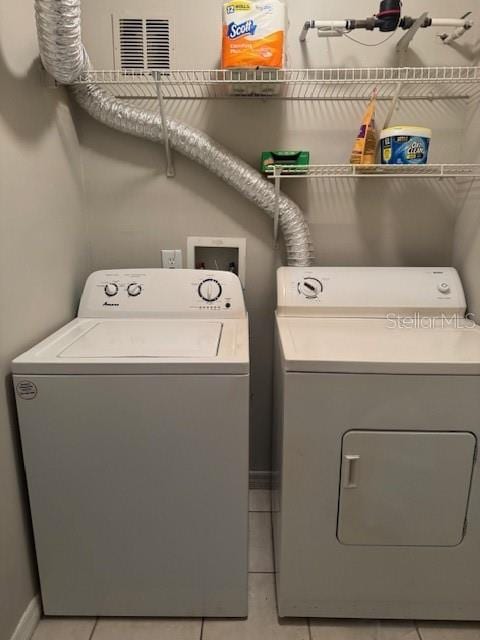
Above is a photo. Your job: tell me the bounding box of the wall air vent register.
[113,15,173,71]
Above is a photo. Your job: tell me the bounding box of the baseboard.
[249,470,272,490]
[9,595,41,640]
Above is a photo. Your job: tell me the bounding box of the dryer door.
[337,430,476,547]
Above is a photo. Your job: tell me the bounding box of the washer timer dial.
[298,277,324,299]
[198,279,222,303]
[127,283,142,297]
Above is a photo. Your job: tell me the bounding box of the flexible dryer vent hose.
[34,0,315,267]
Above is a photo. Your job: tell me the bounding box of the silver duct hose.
[35,0,87,84]
[35,0,315,267]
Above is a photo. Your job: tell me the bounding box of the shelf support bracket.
[155,72,175,178]
[273,166,281,242]
[39,61,58,88]
[396,12,429,66]
[383,81,403,130]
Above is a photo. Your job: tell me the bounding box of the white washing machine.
[273,266,480,620]
[13,269,249,617]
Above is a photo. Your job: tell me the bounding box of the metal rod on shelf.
[265,164,480,180]
[155,72,175,178]
[383,81,403,130]
[274,167,282,241]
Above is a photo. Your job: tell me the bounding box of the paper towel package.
[222,0,286,70]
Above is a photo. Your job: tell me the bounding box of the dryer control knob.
[298,277,323,299]
[104,283,119,297]
[438,282,451,294]
[127,283,142,297]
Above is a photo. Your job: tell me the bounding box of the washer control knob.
[127,283,142,297]
[104,283,119,297]
[198,279,222,303]
[298,277,323,299]
[438,282,451,294]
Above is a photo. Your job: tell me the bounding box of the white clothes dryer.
[273,267,480,620]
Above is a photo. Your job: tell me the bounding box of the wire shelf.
[266,163,480,240]
[73,67,480,101]
[266,164,480,179]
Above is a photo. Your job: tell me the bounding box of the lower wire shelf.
[266,164,480,179]
[267,164,480,241]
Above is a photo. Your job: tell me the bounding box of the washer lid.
[12,318,249,375]
[59,320,222,359]
[277,316,480,375]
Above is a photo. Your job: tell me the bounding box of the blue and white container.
[380,126,432,165]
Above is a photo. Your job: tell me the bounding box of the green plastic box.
[261,150,310,175]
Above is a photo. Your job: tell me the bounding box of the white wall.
[453,102,480,319]
[77,0,479,471]
[0,2,90,638]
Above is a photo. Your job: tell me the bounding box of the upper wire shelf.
[73,66,480,101]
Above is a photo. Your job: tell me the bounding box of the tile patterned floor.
[31,490,480,640]
[310,620,419,640]
[248,511,274,573]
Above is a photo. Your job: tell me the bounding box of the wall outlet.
[161,249,183,269]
